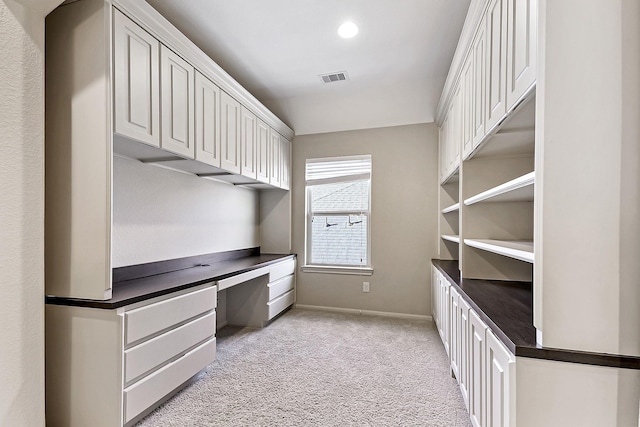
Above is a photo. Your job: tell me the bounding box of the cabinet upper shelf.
[464,172,535,206]
[442,235,461,243]
[464,239,534,263]
[442,202,460,214]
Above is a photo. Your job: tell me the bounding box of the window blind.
[305,155,371,186]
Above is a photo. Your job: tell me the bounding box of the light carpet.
[137,308,472,426]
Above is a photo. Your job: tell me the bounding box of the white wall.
[0,0,62,425]
[292,123,439,317]
[112,156,260,267]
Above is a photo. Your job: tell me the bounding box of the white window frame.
[302,155,373,275]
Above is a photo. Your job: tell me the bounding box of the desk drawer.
[268,274,294,301]
[124,311,216,384]
[270,259,295,282]
[123,337,216,424]
[267,289,294,320]
[125,286,216,346]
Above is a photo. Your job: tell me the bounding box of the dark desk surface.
[432,259,640,370]
[46,253,295,310]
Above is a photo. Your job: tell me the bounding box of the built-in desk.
[45,248,296,427]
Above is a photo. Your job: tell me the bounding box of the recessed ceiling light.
[338,21,359,39]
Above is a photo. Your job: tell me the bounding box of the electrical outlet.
[363,281,370,293]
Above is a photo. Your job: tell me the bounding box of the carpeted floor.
[137,308,472,426]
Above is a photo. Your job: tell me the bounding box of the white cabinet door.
[220,91,241,174]
[459,296,471,410]
[472,18,487,149]
[450,287,461,379]
[486,330,515,427]
[506,0,537,109]
[113,10,160,147]
[160,45,195,158]
[440,274,451,356]
[431,267,439,329]
[256,119,270,183]
[280,136,290,190]
[439,120,448,183]
[194,71,221,167]
[240,107,257,179]
[485,0,508,132]
[462,55,475,160]
[269,128,281,187]
[469,309,487,427]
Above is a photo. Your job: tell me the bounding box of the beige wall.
[112,157,260,267]
[0,1,63,426]
[292,123,439,317]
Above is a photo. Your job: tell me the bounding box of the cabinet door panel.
[472,20,487,148]
[506,0,537,109]
[486,330,515,427]
[161,46,195,158]
[469,310,487,427]
[220,91,241,173]
[114,10,160,147]
[256,119,270,183]
[462,56,475,160]
[485,0,508,131]
[194,71,221,167]
[450,287,460,379]
[280,136,290,190]
[269,129,281,187]
[459,297,471,410]
[240,107,257,179]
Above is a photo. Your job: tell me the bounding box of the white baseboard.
[217,320,228,330]
[294,304,432,322]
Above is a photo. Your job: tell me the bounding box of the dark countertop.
[46,253,295,309]
[432,259,640,370]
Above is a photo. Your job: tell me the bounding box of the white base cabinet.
[432,266,516,427]
[46,285,217,427]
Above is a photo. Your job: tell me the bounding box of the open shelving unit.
[460,95,536,282]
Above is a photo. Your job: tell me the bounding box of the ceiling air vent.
[319,71,349,83]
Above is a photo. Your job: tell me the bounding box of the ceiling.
[145,0,471,136]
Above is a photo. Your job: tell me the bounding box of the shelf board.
[464,172,535,206]
[442,235,461,243]
[442,202,460,214]
[464,239,534,263]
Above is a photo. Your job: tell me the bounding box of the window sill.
[301,265,374,276]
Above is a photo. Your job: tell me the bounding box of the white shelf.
[464,239,534,263]
[442,235,461,243]
[464,172,535,206]
[442,203,460,214]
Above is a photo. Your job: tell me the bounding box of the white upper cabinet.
[255,119,270,183]
[240,107,257,179]
[471,18,487,150]
[506,0,537,109]
[269,129,281,187]
[462,56,475,160]
[280,135,290,190]
[160,45,195,158]
[114,10,160,147]
[220,91,242,174]
[194,71,221,168]
[485,0,508,132]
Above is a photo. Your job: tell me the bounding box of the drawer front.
[216,266,268,291]
[124,337,216,424]
[267,289,294,320]
[125,286,216,346]
[268,274,294,301]
[270,259,295,282]
[124,311,216,384]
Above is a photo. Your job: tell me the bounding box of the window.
[304,155,372,274]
